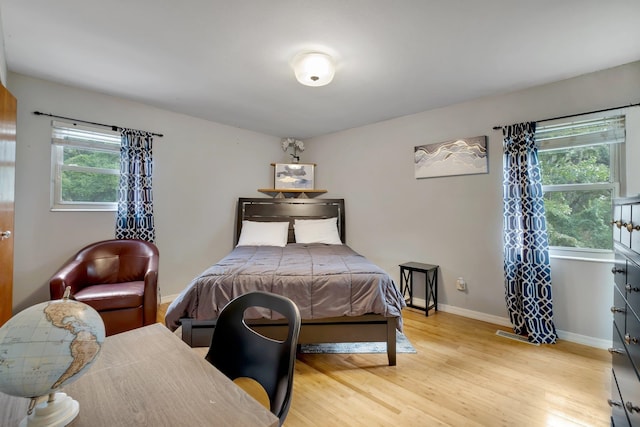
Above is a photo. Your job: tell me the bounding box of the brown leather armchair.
[50,239,159,336]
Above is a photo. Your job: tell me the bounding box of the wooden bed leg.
[387,318,397,366]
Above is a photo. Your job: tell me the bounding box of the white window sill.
[549,248,614,263]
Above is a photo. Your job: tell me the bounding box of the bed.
[165,198,406,365]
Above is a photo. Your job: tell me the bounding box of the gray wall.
[8,73,287,312]
[305,61,640,347]
[7,61,640,348]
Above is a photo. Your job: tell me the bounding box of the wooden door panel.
[0,83,16,326]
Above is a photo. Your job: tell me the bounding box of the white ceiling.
[2,1,639,139]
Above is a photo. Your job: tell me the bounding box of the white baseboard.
[437,303,513,327]
[411,297,612,349]
[410,297,512,327]
[555,330,611,350]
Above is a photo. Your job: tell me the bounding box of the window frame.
[50,121,121,212]
[537,113,626,255]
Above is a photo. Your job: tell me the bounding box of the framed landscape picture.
[414,135,488,179]
[274,163,315,190]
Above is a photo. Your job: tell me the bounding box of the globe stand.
[19,392,79,427]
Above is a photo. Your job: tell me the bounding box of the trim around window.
[537,114,625,252]
[549,246,614,263]
[50,121,120,211]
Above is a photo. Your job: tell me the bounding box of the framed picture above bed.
[274,163,315,190]
[414,135,488,179]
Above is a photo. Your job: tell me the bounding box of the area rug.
[299,331,416,354]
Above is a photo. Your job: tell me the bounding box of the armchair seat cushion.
[74,281,145,312]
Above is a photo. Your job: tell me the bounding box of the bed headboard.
[236,198,346,245]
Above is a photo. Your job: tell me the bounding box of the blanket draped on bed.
[165,244,406,331]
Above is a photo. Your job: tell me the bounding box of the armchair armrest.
[143,269,159,325]
[49,259,88,299]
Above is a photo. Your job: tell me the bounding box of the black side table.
[399,262,438,316]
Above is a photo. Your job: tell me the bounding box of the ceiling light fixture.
[293,52,335,87]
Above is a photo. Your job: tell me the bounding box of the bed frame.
[179,197,398,366]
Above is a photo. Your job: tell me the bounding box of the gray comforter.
[165,244,406,331]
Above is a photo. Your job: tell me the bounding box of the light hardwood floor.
[158,305,611,427]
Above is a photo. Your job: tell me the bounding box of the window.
[537,114,625,252]
[50,121,121,211]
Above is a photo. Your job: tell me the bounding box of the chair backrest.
[50,239,159,300]
[75,239,158,284]
[205,291,301,425]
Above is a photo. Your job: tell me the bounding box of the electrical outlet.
[456,277,466,291]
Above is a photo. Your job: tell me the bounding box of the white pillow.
[236,221,289,247]
[294,217,342,245]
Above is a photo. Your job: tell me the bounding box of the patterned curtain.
[502,122,557,344]
[115,129,155,243]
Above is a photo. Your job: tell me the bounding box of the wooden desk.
[1,323,278,427]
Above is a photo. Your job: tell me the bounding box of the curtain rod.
[33,111,164,137]
[492,102,640,130]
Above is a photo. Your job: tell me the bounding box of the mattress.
[164,243,405,331]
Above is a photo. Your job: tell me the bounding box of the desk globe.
[0,287,105,427]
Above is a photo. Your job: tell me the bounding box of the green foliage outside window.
[540,145,610,185]
[60,147,119,203]
[538,145,613,250]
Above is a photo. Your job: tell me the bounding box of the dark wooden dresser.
[611,196,640,425]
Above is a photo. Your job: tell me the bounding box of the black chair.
[205,291,301,426]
